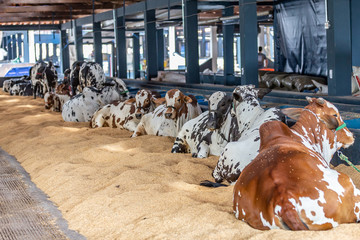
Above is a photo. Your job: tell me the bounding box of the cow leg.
[171,136,189,153]
[33,84,37,99]
[196,142,210,158]
[131,122,147,137]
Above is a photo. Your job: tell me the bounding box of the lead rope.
[337,151,360,173]
[335,122,360,173]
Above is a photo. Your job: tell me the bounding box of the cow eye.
[177,99,181,102]
[333,114,338,117]
[221,102,226,107]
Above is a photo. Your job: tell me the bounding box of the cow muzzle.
[207,112,220,130]
[135,113,143,119]
[165,106,176,119]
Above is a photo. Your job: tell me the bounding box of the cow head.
[283,97,355,149]
[134,89,159,119]
[206,91,232,130]
[63,68,71,85]
[231,85,271,116]
[44,92,55,109]
[164,89,192,119]
[56,83,71,96]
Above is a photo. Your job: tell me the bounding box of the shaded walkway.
[0,148,85,240]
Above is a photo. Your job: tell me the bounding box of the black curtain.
[275,0,327,77]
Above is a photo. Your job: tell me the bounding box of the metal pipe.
[324,0,330,29]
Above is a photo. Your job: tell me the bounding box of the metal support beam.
[60,29,70,72]
[12,35,17,59]
[145,9,158,80]
[7,36,12,60]
[184,0,200,84]
[45,43,49,61]
[223,6,235,85]
[114,10,127,78]
[157,29,165,71]
[133,33,140,79]
[273,5,280,72]
[23,31,29,62]
[239,0,258,86]
[327,0,351,96]
[53,44,57,62]
[93,21,103,66]
[39,43,43,61]
[351,0,360,66]
[74,20,84,61]
[17,33,22,58]
[200,28,206,57]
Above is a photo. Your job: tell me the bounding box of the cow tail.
[278,200,309,230]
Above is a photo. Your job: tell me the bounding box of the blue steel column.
[145,9,158,80]
[157,29,164,71]
[17,33,22,58]
[223,6,235,85]
[7,36,12,60]
[45,44,49,61]
[60,30,70,73]
[273,4,281,72]
[351,0,360,66]
[113,10,127,78]
[74,20,84,61]
[53,44,57,62]
[326,0,351,96]
[12,35,17,59]
[23,31,29,63]
[184,0,200,84]
[239,0,258,86]
[93,21,103,66]
[133,33,140,79]
[200,28,206,57]
[39,43,43,61]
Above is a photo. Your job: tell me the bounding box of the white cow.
[132,89,202,137]
[211,85,286,185]
[62,78,129,122]
[171,91,240,158]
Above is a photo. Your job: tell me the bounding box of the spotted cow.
[171,91,240,158]
[233,97,359,230]
[210,85,285,184]
[62,78,129,122]
[132,89,202,137]
[35,61,58,95]
[90,89,161,131]
[70,61,105,95]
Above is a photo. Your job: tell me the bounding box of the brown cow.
[233,97,359,230]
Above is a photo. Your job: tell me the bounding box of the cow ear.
[257,88,271,99]
[154,97,166,107]
[281,108,302,120]
[322,114,339,130]
[184,95,193,103]
[125,98,136,105]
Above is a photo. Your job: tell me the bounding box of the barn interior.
[1,0,360,239]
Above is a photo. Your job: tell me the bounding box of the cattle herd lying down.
[2,61,360,231]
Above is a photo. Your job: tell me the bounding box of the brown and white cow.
[233,97,359,230]
[44,83,71,112]
[90,89,161,131]
[132,89,202,137]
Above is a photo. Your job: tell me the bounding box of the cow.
[132,89,202,138]
[3,77,27,93]
[90,89,161,131]
[62,78,129,122]
[233,97,359,230]
[207,85,285,185]
[19,82,33,96]
[70,61,105,96]
[44,83,71,112]
[10,81,31,96]
[35,61,58,95]
[171,91,240,158]
[30,61,48,99]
